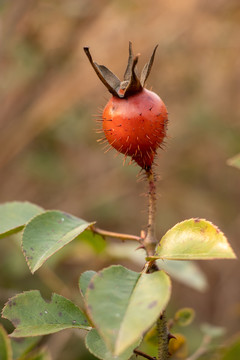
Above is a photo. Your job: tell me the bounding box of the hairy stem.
[92,226,142,242]
[157,312,169,360]
[143,167,158,256]
[142,167,169,360]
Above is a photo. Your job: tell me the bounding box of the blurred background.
[0,0,239,359]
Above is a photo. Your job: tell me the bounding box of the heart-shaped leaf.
[22,211,94,273]
[85,329,140,360]
[148,219,236,261]
[0,202,43,239]
[85,265,171,356]
[0,325,12,360]
[2,290,91,337]
[81,273,142,359]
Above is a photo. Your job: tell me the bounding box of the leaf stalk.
[92,226,142,242]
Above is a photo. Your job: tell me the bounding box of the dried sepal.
[123,41,134,82]
[84,43,158,99]
[123,54,143,97]
[83,47,120,97]
[140,45,158,87]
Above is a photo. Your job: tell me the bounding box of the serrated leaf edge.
[21,210,95,273]
[0,201,44,238]
[2,290,92,337]
[148,253,236,261]
[153,218,237,260]
[85,329,106,360]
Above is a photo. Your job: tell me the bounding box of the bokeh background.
[0,0,239,359]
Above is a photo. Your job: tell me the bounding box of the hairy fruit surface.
[84,43,168,169]
[103,89,168,168]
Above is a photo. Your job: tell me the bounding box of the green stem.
[157,312,169,360]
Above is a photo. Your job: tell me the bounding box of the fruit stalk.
[143,167,158,257]
[143,167,169,360]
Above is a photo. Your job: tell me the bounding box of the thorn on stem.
[136,244,145,250]
[168,332,177,341]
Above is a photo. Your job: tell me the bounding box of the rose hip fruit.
[84,43,168,169]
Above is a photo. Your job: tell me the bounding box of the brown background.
[0,0,239,358]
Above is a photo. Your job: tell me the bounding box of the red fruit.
[102,89,167,168]
[84,43,168,169]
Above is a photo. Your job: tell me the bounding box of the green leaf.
[79,271,97,298]
[11,337,41,360]
[227,153,240,170]
[107,243,208,292]
[22,210,94,273]
[2,290,91,337]
[85,329,140,360]
[86,265,171,356]
[0,202,43,239]
[0,325,12,360]
[149,219,236,260]
[174,308,195,327]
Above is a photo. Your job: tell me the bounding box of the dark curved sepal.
[140,45,158,86]
[123,55,143,97]
[123,41,134,82]
[84,47,120,97]
[84,43,158,98]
